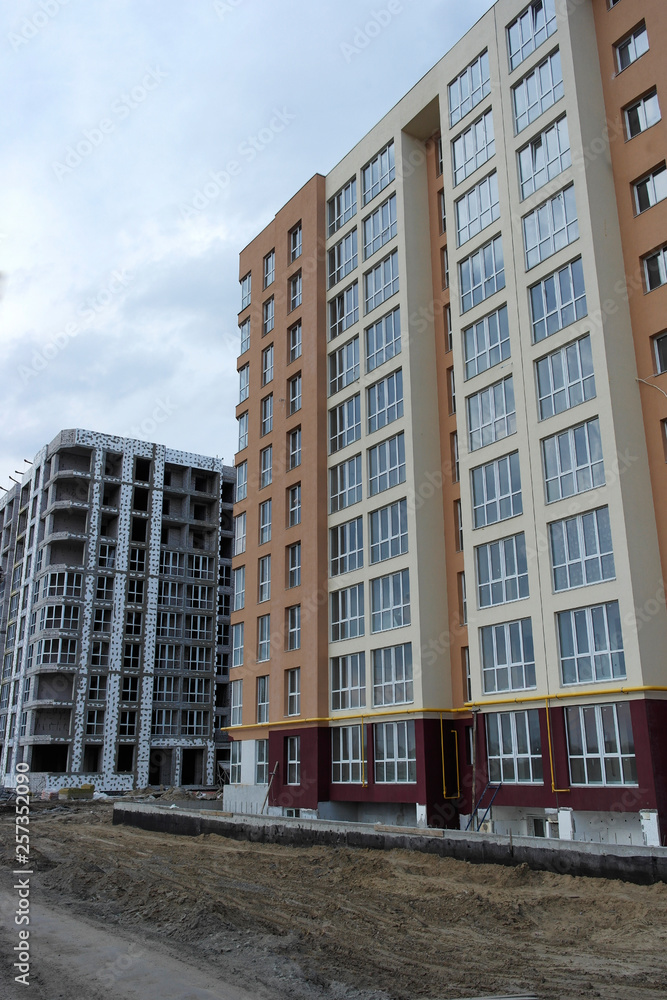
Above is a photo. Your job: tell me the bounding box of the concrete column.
[416,803,427,827]
[640,809,660,847]
[558,807,574,840]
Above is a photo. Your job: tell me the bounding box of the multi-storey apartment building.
[228,0,667,845]
[0,429,233,792]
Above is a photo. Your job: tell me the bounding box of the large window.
[329,394,361,453]
[374,720,416,783]
[332,726,364,783]
[512,49,563,133]
[330,517,363,576]
[288,427,301,469]
[238,364,249,403]
[235,461,247,502]
[287,668,300,716]
[542,416,604,503]
[237,412,248,452]
[565,703,636,785]
[625,90,661,139]
[530,256,587,342]
[372,642,413,706]
[233,512,246,555]
[259,499,272,543]
[452,108,495,186]
[289,373,302,414]
[263,249,275,288]
[476,532,529,608]
[536,334,595,420]
[232,623,244,667]
[331,653,366,710]
[329,230,358,288]
[230,742,242,783]
[260,446,272,489]
[558,601,625,684]
[644,246,667,291]
[289,320,302,362]
[366,306,401,372]
[240,272,251,310]
[455,172,500,247]
[364,250,399,313]
[230,679,242,727]
[257,614,271,662]
[290,272,302,311]
[329,337,359,395]
[288,484,301,526]
[261,344,274,385]
[258,554,271,603]
[263,297,274,335]
[329,282,359,339]
[486,710,542,782]
[448,50,490,127]
[361,141,395,206]
[615,22,648,72]
[330,454,362,513]
[260,394,273,436]
[286,605,300,650]
[472,451,523,529]
[331,584,364,641]
[256,739,269,783]
[371,569,410,633]
[459,235,505,313]
[288,542,301,588]
[329,177,357,236]
[634,164,667,215]
[290,222,302,262]
[507,0,557,71]
[367,369,403,433]
[523,184,578,269]
[481,619,535,693]
[370,498,408,564]
[233,567,245,612]
[363,193,397,259]
[518,115,570,200]
[467,375,516,452]
[463,304,510,380]
[239,318,250,354]
[549,506,615,592]
[368,432,406,496]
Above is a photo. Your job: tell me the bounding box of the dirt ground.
[1,801,667,1000]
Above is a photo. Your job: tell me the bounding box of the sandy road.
[1,801,667,1000]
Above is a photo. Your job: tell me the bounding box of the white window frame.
[260,394,273,436]
[644,246,667,291]
[476,532,529,608]
[328,177,357,236]
[625,89,661,139]
[286,734,300,783]
[364,249,399,313]
[471,451,523,529]
[616,23,649,73]
[374,720,416,783]
[290,271,302,310]
[233,567,245,611]
[365,305,401,373]
[260,445,272,489]
[258,554,271,603]
[286,605,300,651]
[512,49,564,134]
[329,232,357,288]
[330,517,364,576]
[481,619,535,693]
[289,373,302,414]
[565,702,636,786]
[466,375,516,452]
[368,432,406,497]
[288,485,301,526]
[257,675,269,724]
[367,369,403,434]
[331,653,366,710]
[363,193,397,259]
[233,512,246,555]
[288,542,301,588]
[518,114,571,200]
[452,108,495,186]
[261,344,274,386]
[263,249,275,289]
[230,741,242,783]
[530,256,587,342]
[486,710,543,783]
[237,412,248,452]
[290,222,302,262]
[257,614,271,662]
[287,668,300,717]
[289,320,302,363]
[507,0,557,72]
[329,454,362,513]
[459,235,505,313]
[558,600,625,685]
[239,317,250,354]
[536,333,596,420]
[329,394,361,453]
[549,506,615,592]
[372,642,413,706]
[329,336,359,396]
[329,281,359,339]
[259,499,272,544]
[634,164,667,215]
[240,272,251,309]
[448,50,491,127]
[330,584,365,642]
[361,141,395,206]
[542,416,605,503]
[332,726,365,784]
[262,296,274,335]
[455,171,500,247]
[238,363,249,403]
[369,498,408,564]
[371,568,410,633]
[288,427,301,469]
[256,738,269,782]
[463,304,510,380]
[523,184,578,270]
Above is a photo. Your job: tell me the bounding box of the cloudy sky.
[0,0,494,485]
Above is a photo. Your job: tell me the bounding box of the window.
[329,281,359,339]
[331,653,366,710]
[536,334,595,420]
[89,675,107,700]
[91,641,109,667]
[257,614,270,661]
[288,485,301,526]
[287,220,302,261]
[518,115,571,199]
[452,108,495,186]
[634,164,667,214]
[451,431,460,482]
[93,608,111,633]
[368,432,406,496]
[98,544,115,569]
[237,412,248,452]
[259,499,272,543]
[260,446,272,489]
[644,246,667,291]
[456,172,500,247]
[455,499,463,551]
[233,512,246,555]
[438,190,447,234]
[449,50,490,127]
[331,584,364,641]
[370,498,408,564]
[288,542,301,588]
[330,454,362,513]
[263,297,274,335]
[236,461,247,502]
[287,605,301,650]
[372,643,413,706]
[565,702,636,785]
[86,710,104,736]
[329,231,357,288]
[258,554,271,602]
[459,235,505,313]
[558,601,625,684]
[361,141,395,205]
[230,679,243,726]
[329,394,361,453]
[542,416,604,502]
[467,375,516,451]
[530,256,587,342]
[366,306,401,372]
[121,675,139,702]
[286,735,300,783]
[119,710,136,737]
[153,675,178,702]
[654,332,667,373]
[328,177,357,236]
[261,344,274,385]
[230,741,242,783]
[257,675,269,724]
[129,547,145,573]
[476,532,529,607]
[436,135,443,175]
[239,317,250,354]
[233,567,245,612]
[127,578,144,604]
[625,90,661,139]
[232,622,244,667]
[442,247,449,289]
[363,193,397,259]
[151,708,177,736]
[290,272,302,310]
[512,49,563,133]
[374,720,416,783]
[288,427,302,469]
[486,710,542,782]
[256,739,269,783]
[507,0,557,71]
[549,506,615,592]
[289,321,302,362]
[463,304,510,381]
[616,23,648,72]
[523,184,578,269]
[96,576,114,601]
[481,619,535,693]
[371,568,410,632]
[364,250,399,313]
[261,395,273,435]
[263,249,275,288]
[332,726,364,783]
[367,369,403,433]
[287,668,300,716]
[330,517,363,576]
[472,451,522,528]
[289,373,302,413]
[329,337,359,395]
[155,644,179,669]
[240,272,251,309]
